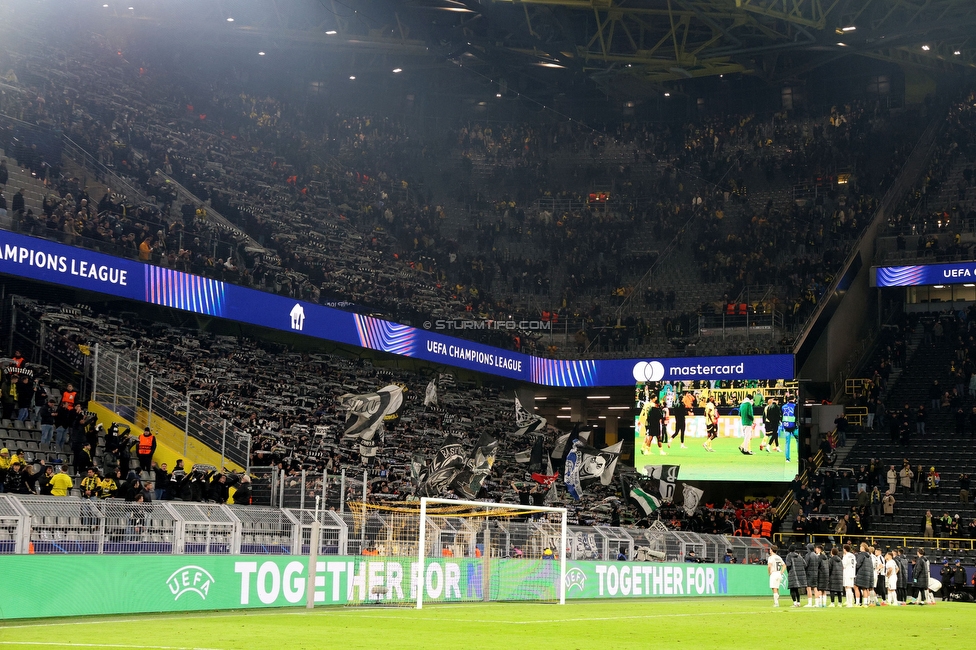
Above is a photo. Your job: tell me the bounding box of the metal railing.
[91,345,251,469]
[0,493,767,562]
[773,531,976,551]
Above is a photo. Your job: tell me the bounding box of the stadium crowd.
[0,35,942,360]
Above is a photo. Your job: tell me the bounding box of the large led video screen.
[633,380,798,482]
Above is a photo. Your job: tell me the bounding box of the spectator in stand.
[233,474,252,505]
[887,465,897,494]
[74,441,94,477]
[834,413,849,448]
[960,473,971,504]
[927,467,941,494]
[15,375,33,422]
[0,448,9,492]
[921,510,936,538]
[35,464,54,495]
[916,404,927,436]
[152,462,169,501]
[899,464,913,495]
[80,468,99,499]
[39,400,57,446]
[50,465,74,497]
[4,461,31,494]
[883,491,896,518]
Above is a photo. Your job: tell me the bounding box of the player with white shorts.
[768,546,785,607]
[842,543,856,607]
[884,553,899,606]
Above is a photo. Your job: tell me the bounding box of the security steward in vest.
[136,427,157,472]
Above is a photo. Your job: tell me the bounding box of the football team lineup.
[0,599,970,650]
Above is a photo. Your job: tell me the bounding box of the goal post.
[336,498,567,608]
[416,497,567,609]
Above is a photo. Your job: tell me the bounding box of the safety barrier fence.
[0,493,770,564]
[91,345,251,470]
[773,531,976,551]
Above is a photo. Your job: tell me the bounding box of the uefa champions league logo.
[632,360,665,382]
[564,567,587,593]
[166,566,216,601]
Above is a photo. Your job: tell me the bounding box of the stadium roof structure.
[82,0,976,94]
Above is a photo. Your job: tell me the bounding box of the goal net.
[338,498,567,608]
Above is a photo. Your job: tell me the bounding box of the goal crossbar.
[417,497,567,609]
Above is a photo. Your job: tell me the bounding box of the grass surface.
[634,431,796,482]
[1,598,973,650]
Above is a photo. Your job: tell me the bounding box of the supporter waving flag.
[451,431,499,499]
[417,435,466,498]
[338,385,403,456]
[563,439,623,500]
[423,377,438,407]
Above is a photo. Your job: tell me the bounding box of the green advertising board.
[0,555,768,620]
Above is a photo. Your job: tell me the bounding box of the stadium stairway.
[837,327,976,537]
[0,148,51,217]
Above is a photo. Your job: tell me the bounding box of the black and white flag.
[680,484,704,515]
[424,378,438,407]
[338,385,403,456]
[451,431,499,499]
[417,435,466,498]
[564,440,623,501]
[641,465,680,503]
[514,390,546,436]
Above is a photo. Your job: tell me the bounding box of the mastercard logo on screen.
[632,361,665,382]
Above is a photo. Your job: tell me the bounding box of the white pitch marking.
[0,641,223,650]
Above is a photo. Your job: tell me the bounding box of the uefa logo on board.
[564,567,587,593]
[632,360,665,382]
[166,566,216,601]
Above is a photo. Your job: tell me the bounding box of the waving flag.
[622,475,660,516]
[338,385,403,456]
[452,432,499,499]
[563,439,624,501]
[641,465,680,503]
[424,378,438,407]
[417,435,466,498]
[680,484,704,515]
[514,390,546,436]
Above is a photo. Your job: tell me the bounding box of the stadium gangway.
[286,508,348,556]
[0,495,29,554]
[232,505,302,555]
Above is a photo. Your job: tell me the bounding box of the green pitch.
[634,434,797,482]
[1,598,971,650]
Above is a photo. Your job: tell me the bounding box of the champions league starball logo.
[564,567,587,593]
[632,360,665,382]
